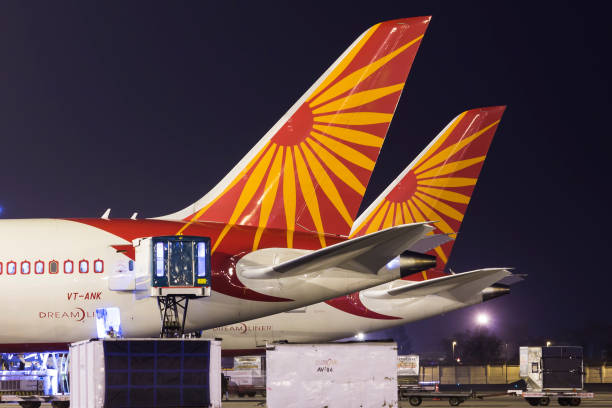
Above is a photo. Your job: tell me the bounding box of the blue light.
[96,307,122,339]
[0,206,3,215]
[386,257,400,269]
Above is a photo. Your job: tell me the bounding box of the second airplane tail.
[350,106,506,277]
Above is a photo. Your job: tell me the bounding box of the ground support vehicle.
[513,346,594,406]
[399,388,474,406]
[0,394,69,408]
[508,390,594,406]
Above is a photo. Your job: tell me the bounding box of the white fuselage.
[0,218,426,345]
[202,286,486,350]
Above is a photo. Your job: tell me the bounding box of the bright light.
[355,332,365,341]
[546,341,552,347]
[452,341,457,346]
[476,313,490,326]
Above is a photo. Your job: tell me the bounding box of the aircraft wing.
[363,268,513,299]
[239,222,435,279]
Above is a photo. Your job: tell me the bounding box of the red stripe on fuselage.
[66,218,343,303]
[325,292,401,320]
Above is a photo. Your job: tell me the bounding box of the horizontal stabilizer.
[497,273,527,286]
[408,233,454,253]
[364,268,513,299]
[239,222,434,279]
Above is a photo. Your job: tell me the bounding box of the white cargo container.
[70,338,221,408]
[266,342,398,408]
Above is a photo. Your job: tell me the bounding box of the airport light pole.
[452,341,457,363]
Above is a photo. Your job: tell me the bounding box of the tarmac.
[219,393,612,407]
[1,393,610,407]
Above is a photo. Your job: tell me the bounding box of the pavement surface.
[219,393,612,407]
[1,393,611,407]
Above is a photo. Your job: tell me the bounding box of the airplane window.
[49,260,58,274]
[94,259,104,273]
[21,261,30,274]
[8,262,16,275]
[64,260,73,274]
[35,261,44,274]
[79,260,89,273]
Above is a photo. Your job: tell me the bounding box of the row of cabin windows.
[0,260,104,275]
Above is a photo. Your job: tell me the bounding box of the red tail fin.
[164,18,431,250]
[351,106,506,277]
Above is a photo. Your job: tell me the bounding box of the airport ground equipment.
[400,389,474,406]
[133,236,212,337]
[506,346,594,406]
[0,352,70,408]
[70,338,221,408]
[266,342,398,408]
[223,355,266,397]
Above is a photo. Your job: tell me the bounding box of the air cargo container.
[70,338,221,408]
[266,342,398,408]
[509,346,593,406]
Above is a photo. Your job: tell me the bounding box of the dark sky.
[1,1,610,349]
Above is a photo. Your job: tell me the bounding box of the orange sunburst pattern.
[178,17,431,251]
[351,106,506,279]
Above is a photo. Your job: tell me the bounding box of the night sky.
[1,2,610,350]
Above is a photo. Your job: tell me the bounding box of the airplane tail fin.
[350,106,506,278]
[159,17,431,249]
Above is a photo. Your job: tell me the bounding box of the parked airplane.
[202,106,519,350]
[0,17,436,350]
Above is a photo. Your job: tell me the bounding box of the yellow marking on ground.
[414,192,464,223]
[306,138,365,195]
[350,199,386,238]
[365,200,390,235]
[310,35,423,107]
[413,112,467,170]
[312,83,404,114]
[310,131,375,170]
[416,156,486,179]
[313,124,383,147]
[301,142,353,227]
[417,186,470,204]
[212,144,278,252]
[253,146,284,251]
[394,203,404,225]
[414,121,499,174]
[176,141,271,235]
[417,177,477,188]
[307,24,380,104]
[315,112,393,126]
[382,203,395,229]
[401,202,414,223]
[283,149,296,248]
[294,146,326,247]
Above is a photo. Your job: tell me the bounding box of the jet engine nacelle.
[398,250,437,277]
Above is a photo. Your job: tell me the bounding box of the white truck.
[510,346,593,406]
